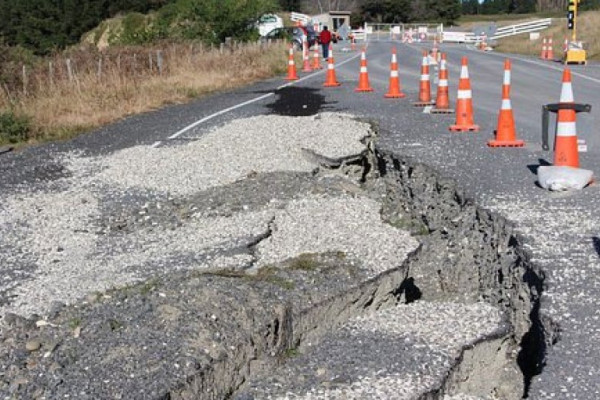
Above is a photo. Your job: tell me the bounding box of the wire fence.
[1,39,280,102]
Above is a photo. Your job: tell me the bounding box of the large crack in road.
[0,113,551,399]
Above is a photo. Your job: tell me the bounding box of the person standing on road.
[319,26,332,60]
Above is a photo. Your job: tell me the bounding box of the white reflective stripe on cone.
[421,74,430,80]
[392,54,397,63]
[360,67,368,73]
[503,71,511,85]
[328,63,334,70]
[460,66,469,79]
[289,60,294,65]
[439,80,448,87]
[361,52,366,60]
[422,57,428,66]
[556,121,577,137]
[501,99,512,110]
[391,70,399,77]
[560,82,574,102]
[457,89,472,99]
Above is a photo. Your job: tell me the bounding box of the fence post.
[117,54,121,72]
[22,65,28,96]
[49,61,54,87]
[97,57,102,79]
[66,59,73,82]
[148,52,153,73]
[156,50,163,75]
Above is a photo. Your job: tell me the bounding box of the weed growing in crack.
[68,318,82,330]
[289,253,319,272]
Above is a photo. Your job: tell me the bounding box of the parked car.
[261,26,318,50]
[256,14,283,37]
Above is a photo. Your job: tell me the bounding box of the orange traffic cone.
[302,40,312,72]
[540,37,548,60]
[554,69,580,167]
[488,59,524,147]
[479,34,487,51]
[413,51,433,107]
[432,53,453,114]
[323,44,341,87]
[547,37,554,61]
[285,45,298,81]
[384,47,405,98]
[355,49,374,92]
[312,43,323,70]
[449,57,479,132]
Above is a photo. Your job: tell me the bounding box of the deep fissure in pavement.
[374,149,558,398]
[0,134,558,399]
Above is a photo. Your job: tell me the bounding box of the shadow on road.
[265,87,335,116]
[592,237,600,258]
[526,158,552,176]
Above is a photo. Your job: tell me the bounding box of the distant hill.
[0,0,173,55]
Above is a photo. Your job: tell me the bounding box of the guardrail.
[442,18,553,43]
[491,18,552,39]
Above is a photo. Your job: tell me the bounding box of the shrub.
[0,110,31,144]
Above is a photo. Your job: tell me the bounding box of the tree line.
[0,0,172,54]
[462,0,599,16]
[3,0,600,57]
[0,0,278,55]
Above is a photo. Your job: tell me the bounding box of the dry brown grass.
[0,41,290,144]
[494,11,600,60]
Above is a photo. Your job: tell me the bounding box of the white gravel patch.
[443,395,489,400]
[268,302,503,400]
[346,302,504,355]
[257,195,419,278]
[0,113,397,319]
[271,374,439,400]
[482,193,600,322]
[0,201,274,317]
[68,113,371,196]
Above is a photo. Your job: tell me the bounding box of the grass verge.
[494,11,600,61]
[0,41,290,147]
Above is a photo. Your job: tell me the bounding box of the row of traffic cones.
[350,48,521,144]
[287,44,582,167]
[286,43,341,87]
[540,37,555,61]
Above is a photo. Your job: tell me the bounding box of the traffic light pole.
[572,0,577,42]
[565,0,586,65]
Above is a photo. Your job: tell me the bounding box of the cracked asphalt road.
[1,39,600,398]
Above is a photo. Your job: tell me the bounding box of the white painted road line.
[153,50,363,147]
[167,92,275,140]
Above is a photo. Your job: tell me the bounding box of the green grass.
[457,11,564,25]
[0,110,31,145]
[289,253,319,272]
[283,347,300,358]
[68,317,82,330]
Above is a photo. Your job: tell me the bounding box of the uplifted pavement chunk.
[236,302,509,400]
